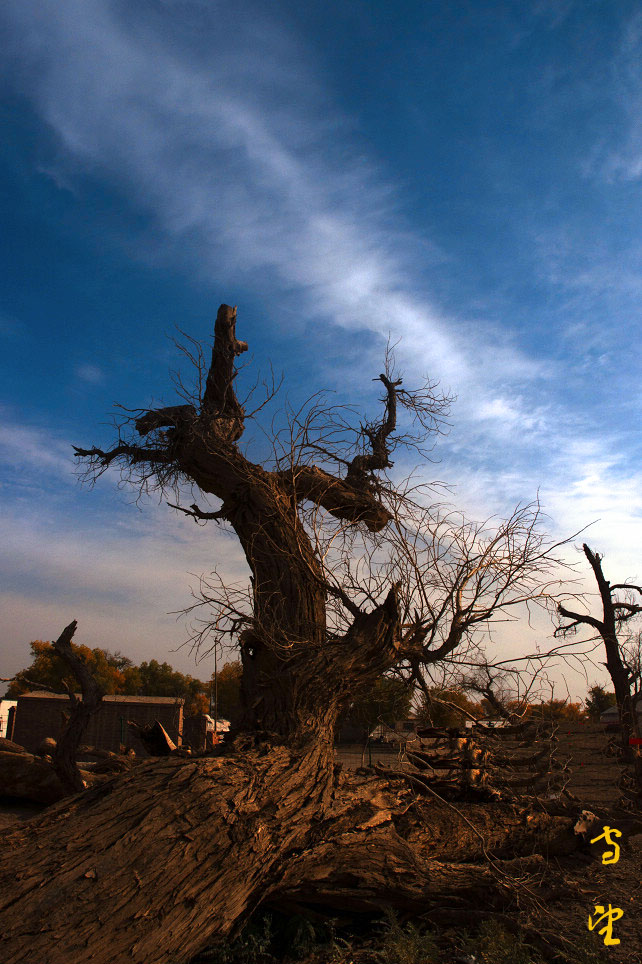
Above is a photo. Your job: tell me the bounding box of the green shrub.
[373,910,440,964]
[191,911,348,964]
[196,913,274,964]
[476,920,540,964]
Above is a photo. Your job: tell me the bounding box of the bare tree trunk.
[51,620,104,794]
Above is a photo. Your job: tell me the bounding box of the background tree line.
[4,640,618,731]
[3,640,243,719]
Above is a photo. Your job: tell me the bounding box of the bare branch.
[73,442,174,469]
[167,501,227,524]
[556,604,603,635]
[610,583,642,594]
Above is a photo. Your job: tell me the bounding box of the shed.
[12,693,184,754]
[599,700,642,726]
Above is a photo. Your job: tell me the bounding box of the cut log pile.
[385,719,569,799]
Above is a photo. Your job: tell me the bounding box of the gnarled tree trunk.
[0,306,585,962]
[0,743,332,963]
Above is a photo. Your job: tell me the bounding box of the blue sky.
[2,0,642,697]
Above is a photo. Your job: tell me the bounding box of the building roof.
[18,692,185,705]
[600,700,642,720]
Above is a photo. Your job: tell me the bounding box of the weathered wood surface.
[0,737,584,964]
[0,742,334,963]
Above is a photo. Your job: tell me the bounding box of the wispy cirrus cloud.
[0,0,546,419]
[75,364,104,385]
[0,457,249,681]
[0,412,75,480]
[597,11,642,182]
[0,410,246,681]
[3,1,642,698]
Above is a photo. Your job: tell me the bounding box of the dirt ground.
[1,723,640,963]
[515,722,642,963]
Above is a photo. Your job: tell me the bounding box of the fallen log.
[0,738,586,964]
[0,749,67,805]
[0,747,105,805]
[0,738,26,755]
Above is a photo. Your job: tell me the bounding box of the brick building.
[12,693,184,754]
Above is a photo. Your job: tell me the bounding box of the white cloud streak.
[2,1,642,696]
[1,0,536,402]
[0,487,249,681]
[0,413,75,479]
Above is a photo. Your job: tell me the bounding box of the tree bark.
[0,742,325,963]
[0,740,583,964]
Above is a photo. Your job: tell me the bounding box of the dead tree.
[0,621,104,800]
[0,305,588,964]
[50,620,105,793]
[557,543,642,795]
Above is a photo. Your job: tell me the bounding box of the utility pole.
[214,643,218,743]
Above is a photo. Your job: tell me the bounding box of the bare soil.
[519,722,642,962]
[0,796,45,832]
